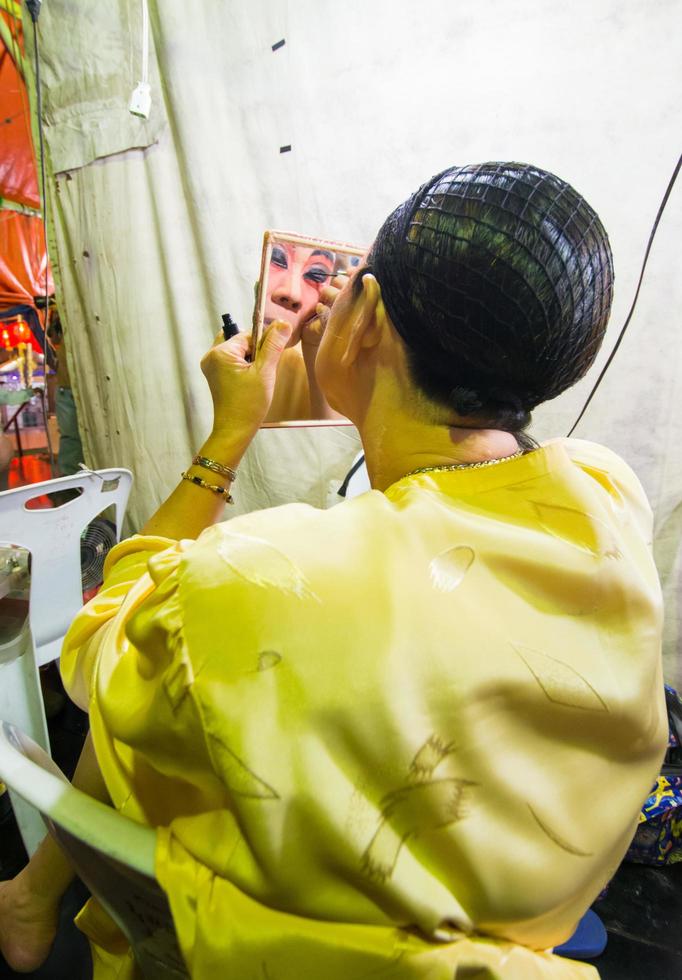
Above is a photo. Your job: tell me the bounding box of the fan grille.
[80,518,117,593]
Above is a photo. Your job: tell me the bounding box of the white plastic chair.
[0,468,131,853]
[0,721,189,979]
[0,468,132,667]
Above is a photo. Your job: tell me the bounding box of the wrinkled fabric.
[60,439,667,979]
[25,5,682,690]
[0,211,53,308]
[0,7,38,209]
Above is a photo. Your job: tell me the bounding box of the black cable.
[337,455,366,498]
[567,153,682,437]
[25,2,42,23]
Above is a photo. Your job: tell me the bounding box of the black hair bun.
[371,162,614,429]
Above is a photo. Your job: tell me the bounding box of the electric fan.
[81,517,117,598]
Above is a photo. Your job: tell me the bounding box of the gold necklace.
[402,449,524,479]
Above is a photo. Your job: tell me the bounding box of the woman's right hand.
[300,276,346,350]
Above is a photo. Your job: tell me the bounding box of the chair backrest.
[0,722,188,979]
[0,468,132,665]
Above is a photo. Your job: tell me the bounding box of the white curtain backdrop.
[26,0,681,683]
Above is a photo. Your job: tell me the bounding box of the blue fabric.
[625,686,682,866]
[554,910,608,959]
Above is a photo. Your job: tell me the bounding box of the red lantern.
[13,318,30,342]
[4,318,41,353]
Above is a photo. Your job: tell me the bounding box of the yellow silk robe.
[60,439,668,979]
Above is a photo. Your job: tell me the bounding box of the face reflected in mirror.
[265,244,335,329]
[255,232,365,427]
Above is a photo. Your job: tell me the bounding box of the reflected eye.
[271,246,288,269]
[303,265,332,285]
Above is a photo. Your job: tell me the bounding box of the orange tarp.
[1,3,52,317]
[0,208,52,306]
[0,3,39,209]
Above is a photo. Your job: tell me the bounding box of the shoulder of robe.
[560,438,650,504]
[559,437,654,540]
[170,493,396,595]
[200,493,392,548]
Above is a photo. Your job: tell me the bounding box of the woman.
[0,162,667,978]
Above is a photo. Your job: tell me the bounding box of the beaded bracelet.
[192,455,238,482]
[181,471,234,504]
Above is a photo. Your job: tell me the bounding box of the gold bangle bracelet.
[181,471,234,504]
[191,455,238,482]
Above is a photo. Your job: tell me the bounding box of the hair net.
[370,162,614,423]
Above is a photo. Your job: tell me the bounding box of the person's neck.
[358,403,520,493]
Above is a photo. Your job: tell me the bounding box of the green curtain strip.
[0,198,41,216]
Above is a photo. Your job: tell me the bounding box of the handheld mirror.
[252,231,366,427]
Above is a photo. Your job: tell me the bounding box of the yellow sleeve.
[62,530,226,827]
[59,534,178,712]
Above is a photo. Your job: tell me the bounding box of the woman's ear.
[341,274,387,367]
